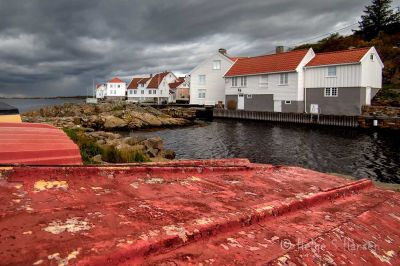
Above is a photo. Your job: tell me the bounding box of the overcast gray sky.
[0,0,399,97]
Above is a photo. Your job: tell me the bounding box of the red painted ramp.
[0,122,82,165]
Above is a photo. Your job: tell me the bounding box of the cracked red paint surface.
[0,159,399,265]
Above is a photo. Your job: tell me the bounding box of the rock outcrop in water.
[22,102,195,164]
[23,102,195,130]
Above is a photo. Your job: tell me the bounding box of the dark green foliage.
[63,128,149,164]
[356,0,400,40]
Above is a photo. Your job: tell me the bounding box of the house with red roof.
[127,72,177,104]
[104,77,127,100]
[304,47,383,115]
[223,46,383,115]
[224,48,315,112]
[169,77,190,103]
[95,83,106,99]
[189,48,239,106]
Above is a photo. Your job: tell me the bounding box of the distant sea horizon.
[0,96,87,99]
[0,98,86,113]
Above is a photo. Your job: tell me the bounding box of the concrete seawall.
[214,109,400,130]
[214,109,360,127]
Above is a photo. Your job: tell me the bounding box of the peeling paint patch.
[47,249,81,266]
[163,225,188,242]
[191,176,201,182]
[256,205,274,214]
[130,182,139,189]
[43,218,92,234]
[34,180,68,192]
[145,178,164,184]
[277,255,290,266]
[23,231,32,235]
[370,249,393,264]
[388,213,400,222]
[227,238,242,248]
[33,259,43,265]
[195,217,213,225]
[0,167,13,177]
[220,244,229,250]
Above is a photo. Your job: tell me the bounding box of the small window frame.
[327,66,337,77]
[232,77,238,87]
[212,60,221,70]
[279,73,289,85]
[198,75,206,85]
[324,87,339,97]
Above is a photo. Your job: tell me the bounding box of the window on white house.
[134,90,137,94]
[325,88,338,97]
[153,90,157,94]
[240,77,247,87]
[199,75,206,85]
[279,73,289,85]
[198,89,206,99]
[149,90,152,95]
[246,95,252,99]
[327,66,337,77]
[231,77,238,87]
[285,101,292,104]
[141,90,144,94]
[118,85,120,88]
[260,75,268,87]
[213,60,221,70]
[370,54,374,61]
[129,90,133,95]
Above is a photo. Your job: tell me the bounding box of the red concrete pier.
[0,122,82,165]
[0,159,399,265]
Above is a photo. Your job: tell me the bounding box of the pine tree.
[356,0,400,40]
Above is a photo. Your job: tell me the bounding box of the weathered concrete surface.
[0,159,399,265]
[0,122,82,165]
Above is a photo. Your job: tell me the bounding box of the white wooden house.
[304,47,383,115]
[169,77,190,103]
[105,77,127,100]
[224,48,315,112]
[189,49,238,106]
[96,84,106,99]
[127,72,177,104]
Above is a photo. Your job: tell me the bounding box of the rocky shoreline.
[23,102,197,164]
[23,102,196,130]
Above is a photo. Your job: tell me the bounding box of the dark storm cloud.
[0,0,397,96]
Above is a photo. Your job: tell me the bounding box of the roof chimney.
[276,46,285,54]
[219,48,227,55]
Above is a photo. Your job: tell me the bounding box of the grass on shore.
[63,128,150,164]
[373,84,400,106]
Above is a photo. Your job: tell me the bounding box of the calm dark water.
[0,98,85,113]
[130,119,400,184]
